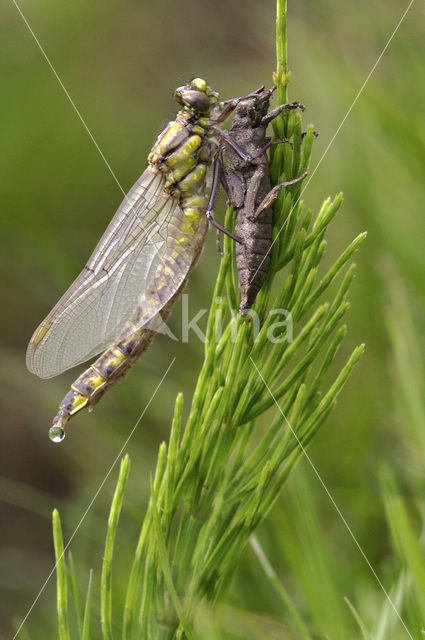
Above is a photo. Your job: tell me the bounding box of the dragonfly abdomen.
[56,331,142,410]
[49,329,155,440]
[50,285,183,440]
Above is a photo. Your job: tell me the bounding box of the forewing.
[26,168,201,378]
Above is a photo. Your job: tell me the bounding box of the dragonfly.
[26,78,259,442]
[222,86,307,314]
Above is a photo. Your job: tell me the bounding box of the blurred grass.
[1,0,425,638]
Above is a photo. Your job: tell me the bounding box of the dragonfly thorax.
[148,108,215,200]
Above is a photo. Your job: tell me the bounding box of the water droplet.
[49,425,65,443]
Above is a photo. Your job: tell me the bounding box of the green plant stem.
[101,455,130,640]
[276,0,288,105]
[52,509,70,640]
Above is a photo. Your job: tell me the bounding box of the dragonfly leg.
[249,138,292,161]
[215,87,268,124]
[245,165,266,218]
[254,170,308,217]
[261,100,305,126]
[215,101,239,124]
[216,130,293,164]
[220,85,265,106]
[221,164,245,209]
[207,149,242,244]
[213,127,253,162]
[217,98,305,161]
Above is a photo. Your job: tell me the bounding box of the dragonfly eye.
[174,88,211,114]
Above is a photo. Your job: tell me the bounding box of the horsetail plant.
[50,1,365,638]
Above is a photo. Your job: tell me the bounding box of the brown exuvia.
[222,86,307,315]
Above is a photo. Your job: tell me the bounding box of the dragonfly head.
[174,78,219,116]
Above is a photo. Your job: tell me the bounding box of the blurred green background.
[1,0,425,637]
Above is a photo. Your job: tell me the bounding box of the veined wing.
[27,167,205,379]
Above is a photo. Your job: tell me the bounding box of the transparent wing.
[27,167,206,378]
